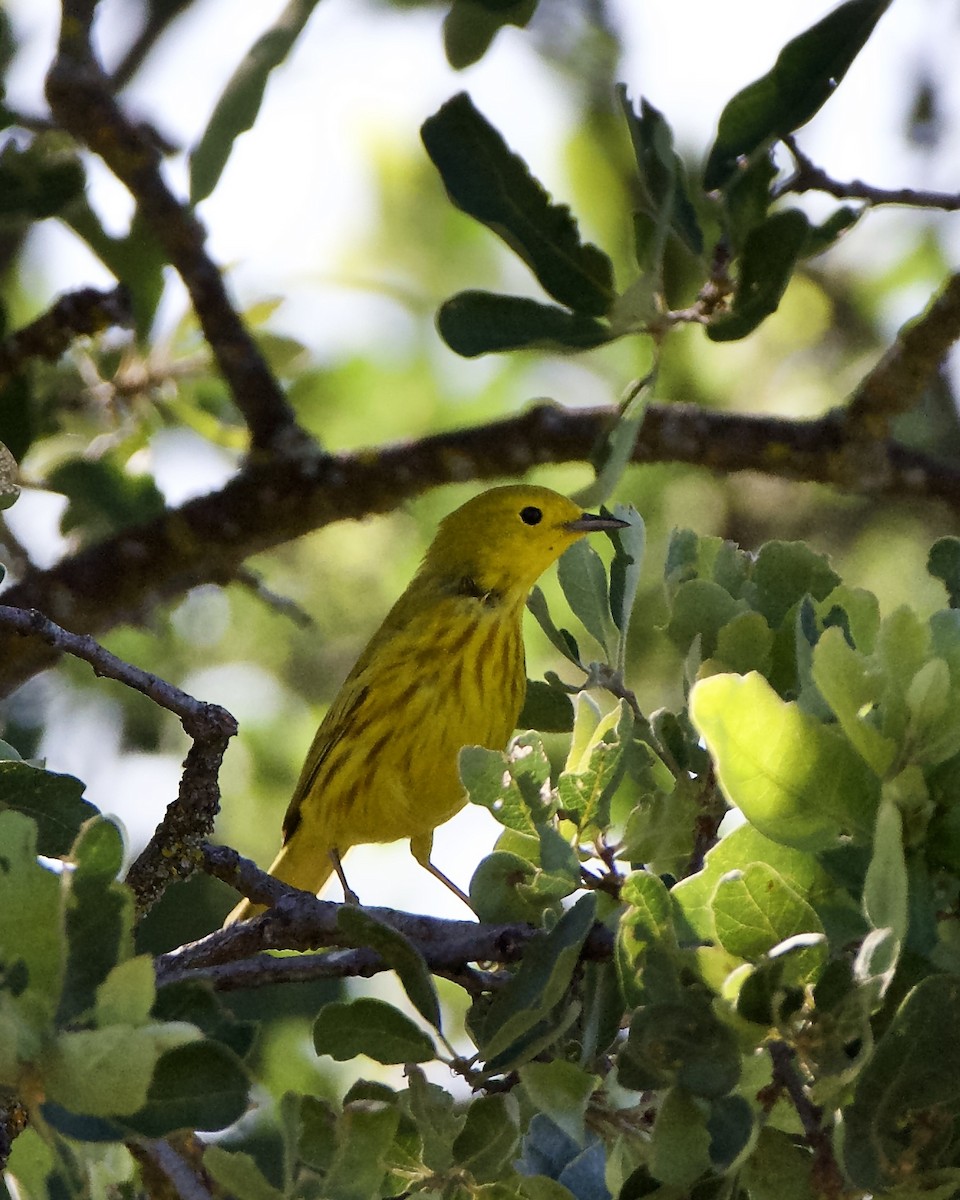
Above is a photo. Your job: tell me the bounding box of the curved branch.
[779,137,960,212]
[0,606,238,915]
[44,0,308,454]
[4,401,960,696]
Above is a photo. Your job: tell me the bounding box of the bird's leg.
[329,848,360,905]
[410,834,473,911]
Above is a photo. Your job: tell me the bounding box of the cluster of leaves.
[282,527,960,1200]
[11,511,960,1198]
[421,0,888,358]
[0,746,250,1192]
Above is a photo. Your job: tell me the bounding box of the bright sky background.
[4,0,960,922]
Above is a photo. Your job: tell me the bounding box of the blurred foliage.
[2,0,960,1195]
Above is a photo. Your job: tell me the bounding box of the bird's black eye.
[520,506,543,526]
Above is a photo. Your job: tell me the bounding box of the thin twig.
[779,137,960,211]
[235,566,314,628]
[45,0,309,454]
[0,605,237,916]
[768,1039,847,1200]
[0,285,133,384]
[128,1139,214,1200]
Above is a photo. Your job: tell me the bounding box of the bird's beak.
[564,511,631,533]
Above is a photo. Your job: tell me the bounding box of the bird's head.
[421,484,628,604]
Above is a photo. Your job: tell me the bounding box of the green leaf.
[711,863,827,984]
[929,536,960,608]
[0,138,85,220]
[124,1041,250,1136]
[664,578,744,659]
[460,733,554,833]
[802,205,861,257]
[64,203,165,336]
[42,1025,179,1118]
[557,723,627,835]
[95,955,155,1028]
[740,1127,815,1200]
[518,680,575,733]
[202,1147,285,1200]
[707,209,810,342]
[707,1094,754,1171]
[0,761,98,857]
[48,457,166,542]
[405,1065,465,1173]
[844,975,960,1191]
[690,671,879,850]
[443,0,538,70]
[321,1100,401,1200]
[299,1094,337,1172]
[673,822,856,944]
[537,825,581,892]
[72,814,124,880]
[479,894,596,1061]
[620,991,741,1100]
[618,89,703,260]
[189,0,324,203]
[747,540,842,628]
[722,151,778,252]
[527,586,584,667]
[452,1094,520,1183]
[811,626,896,775]
[313,998,436,1065]
[862,795,908,942]
[421,94,615,316]
[0,811,64,1012]
[437,291,610,357]
[57,820,132,1026]
[606,505,645,641]
[712,610,774,676]
[519,1061,598,1146]
[557,539,613,654]
[469,850,543,924]
[704,0,893,188]
[336,907,441,1031]
[650,1087,712,1187]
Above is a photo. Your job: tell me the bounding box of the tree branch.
[0,605,237,915]
[847,270,960,427]
[779,136,960,212]
[768,1039,846,1200]
[4,400,960,696]
[128,1138,215,1200]
[44,0,309,454]
[0,285,132,383]
[154,843,614,990]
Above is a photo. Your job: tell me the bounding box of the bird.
[224,484,628,924]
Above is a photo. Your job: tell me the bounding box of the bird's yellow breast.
[285,593,525,850]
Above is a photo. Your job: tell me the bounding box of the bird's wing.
[280,679,371,843]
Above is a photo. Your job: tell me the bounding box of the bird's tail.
[222,833,337,926]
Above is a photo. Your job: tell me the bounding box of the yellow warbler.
[225,485,627,923]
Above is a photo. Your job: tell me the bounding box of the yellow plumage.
[225,484,626,923]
